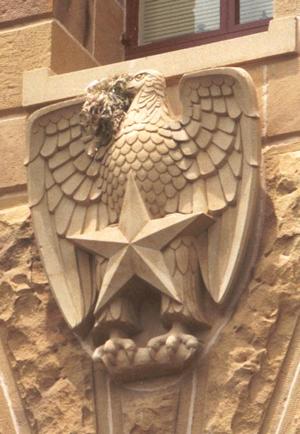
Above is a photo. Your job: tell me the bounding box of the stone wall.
[1,140,299,434]
[196,143,300,433]
[0,207,95,433]
[0,1,299,433]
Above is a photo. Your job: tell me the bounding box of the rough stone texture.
[267,55,300,137]
[1,144,299,433]
[194,143,300,433]
[93,0,124,64]
[0,22,51,111]
[0,116,27,193]
[274,0,300,16]
[0,19,96,111]
[0,206,96,434]
[121,387,179,434]
[0,0,52,24]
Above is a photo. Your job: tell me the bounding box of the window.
[124,0,273,59]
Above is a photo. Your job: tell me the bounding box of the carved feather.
[27,67,260,339]
[178,67,260,302]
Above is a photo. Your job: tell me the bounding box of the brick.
[267,55,300,137]
[93,0,124,64]
[0,116,27,192]
[0,19,97,111]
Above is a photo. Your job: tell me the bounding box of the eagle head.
[80,70,166,155]
[126,70,166,95]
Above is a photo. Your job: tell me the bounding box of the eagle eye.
[135,73,145,81]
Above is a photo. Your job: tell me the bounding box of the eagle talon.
[147,329,200,362]
[93,337,137,367]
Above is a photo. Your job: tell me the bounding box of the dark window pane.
[139,0,220,45]
[239,0,273,24]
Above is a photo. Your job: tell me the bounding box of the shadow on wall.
[53,0,93,48]
[53,0,125,64]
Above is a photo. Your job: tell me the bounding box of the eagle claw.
[147,332,200,361]
[93,337,137,368]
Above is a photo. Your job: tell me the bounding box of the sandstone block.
[51,19,98,74]
[0,116,27,193]
[267,56,300,137]
[53,0,94,48]
[93,0,124,64]
[274,0,299,16]
[0,0,52,24]
[0,207,96,433]
[243,63,266,133]
[0,19,97,111]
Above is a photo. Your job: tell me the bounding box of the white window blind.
[139,0,221,45]
[239,0,273,24]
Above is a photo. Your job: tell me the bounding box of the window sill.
[23,16,299,107]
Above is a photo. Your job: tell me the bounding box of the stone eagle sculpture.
[27,68,260,380]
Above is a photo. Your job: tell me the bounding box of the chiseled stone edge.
[22,16,298,107]
[260,317,300,434]
[0,337,31,434]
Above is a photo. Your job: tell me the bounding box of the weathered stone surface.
[0,19,96,111]
[121,387,179,434]
[0,116,27,193]
[274,0,300,16]
[93,0,124,64]
[0,140,299,432]
[0,205,96,434]
[0,22,51,111]
[267,55,300,137]
[190,143,300,433]
[0,0,52,24]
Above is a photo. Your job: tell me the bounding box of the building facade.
[0,1,299,432]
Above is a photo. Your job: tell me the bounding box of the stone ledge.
[23,16,298,107]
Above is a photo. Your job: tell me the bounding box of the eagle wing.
[165,67,261,303]
[26,98,110,334]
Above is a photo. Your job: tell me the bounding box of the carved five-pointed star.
[68,174,213,311]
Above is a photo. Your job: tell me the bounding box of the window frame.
[124,0,271,59]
